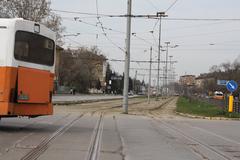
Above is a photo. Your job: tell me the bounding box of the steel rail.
[152,118,233,160]
[20,114,84,160]
[85,114,104,160]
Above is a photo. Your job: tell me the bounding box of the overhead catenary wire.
[131,33,159,54]
[67,17,125,52]
[56,8,240,59]
[57,54,176,63]
[144,0,159,11]
[148,17,240,21]
[166,28,240,39]
[52,9,240,21]
[165,0,179,13]
[52,9,109,17]
[152,19,159,31]
[94,0,126,53]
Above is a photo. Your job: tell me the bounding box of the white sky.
[51,0,240,83]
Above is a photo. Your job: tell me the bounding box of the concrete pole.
[123,0,132,114]
[169,55,173,95]
[156,16,162,100]
[156,12,167,100]
[134,70,137,94]
[169,56,173,83]
[148,47,153,104]
[165,42,170,96]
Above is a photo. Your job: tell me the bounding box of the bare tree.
[209,65,220,73]
[220,62,231,72]
[58,47,107,93]
[0,0,50,21]
[43,13,65,45]
[0,0,64,45]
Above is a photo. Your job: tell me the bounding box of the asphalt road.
[1,98,240,160]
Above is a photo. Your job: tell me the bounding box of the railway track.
[55,97,148,116]
[4,96,178,160]
[20,114,84,160]
[113,115,126,160]
[85,113,104,160]
[0,114,72,156]
[89,98,147,115]
[152,119,235,160]
[146,97,239,160]
[145,97,233,159]
[85,114,126,160]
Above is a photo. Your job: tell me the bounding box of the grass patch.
[177,97,240,118]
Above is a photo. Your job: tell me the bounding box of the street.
[1,1,240,160]
[1,97,240,160]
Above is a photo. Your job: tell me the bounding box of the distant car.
[174,93,180,96]
[128,91,134,96]
[213,91,224,100]
[152,91,157,96]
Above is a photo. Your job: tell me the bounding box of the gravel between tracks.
[54,97,179,118]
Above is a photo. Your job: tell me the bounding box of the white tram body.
[0,18,56,117]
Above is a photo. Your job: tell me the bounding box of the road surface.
[1,97,240,160]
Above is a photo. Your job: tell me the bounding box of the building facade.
[179,75,196,86]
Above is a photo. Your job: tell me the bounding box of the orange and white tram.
[0,18,55,118]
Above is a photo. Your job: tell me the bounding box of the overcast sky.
[51,0,240,84]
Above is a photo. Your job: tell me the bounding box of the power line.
[165,0,179,12]
[95,0,125,52]
[53,9,240,21]
[166,28,240,39]
[152,19,159,31]
[148,30,159,46]
[75,18,125,34]
[148,17,240,21]
[163,21,229,31]
[52,9,109,17]
[64,17,126,52]
[144,0,159,11]
[109,59,177,63]
[131,33,160,54]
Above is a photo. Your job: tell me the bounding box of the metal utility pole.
[165,42,170,96]
[148,47,152,104]
[169,55,173,84]
[123,0,132,114]
[134,70,137,94]
[156,12,167,100]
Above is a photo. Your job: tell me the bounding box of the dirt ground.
[54,97,179,118]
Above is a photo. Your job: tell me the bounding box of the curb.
[175,112,240,121]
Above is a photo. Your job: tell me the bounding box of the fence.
[233,100,240,113]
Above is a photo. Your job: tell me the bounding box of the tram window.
[14,31,54,66]
[15,42,29,58]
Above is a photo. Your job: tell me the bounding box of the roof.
[180,75,195,78]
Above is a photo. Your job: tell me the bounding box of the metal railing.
[233,100,240,113]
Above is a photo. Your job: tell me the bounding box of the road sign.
[217,80,228,86]
[226,80,238,92]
